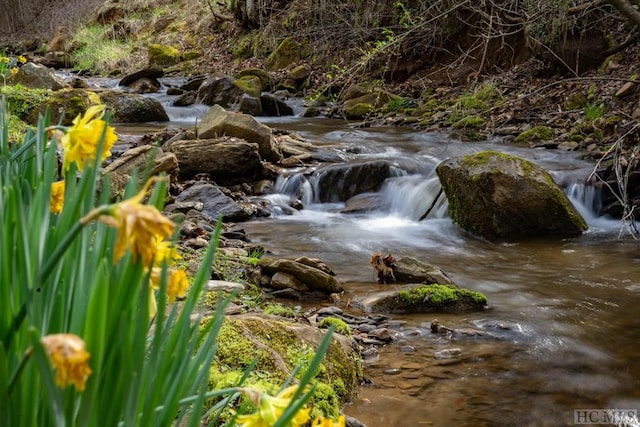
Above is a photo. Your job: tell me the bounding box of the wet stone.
[434,348,462,359]
[317,306,344,315]
[400,345,416,353]
[355,324,377,333]
[368,328,393,341]
[383,368,402,375]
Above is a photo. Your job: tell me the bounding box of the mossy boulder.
[451,115,486,129]
[148,43,181,68]
[355,283,487,314]
[236,68,276,91]
[341,88,401,119]
[233,75,262,98]
[207,314,361,419]
[436,150,588,240]
[26,88,101,126]
[514,125,553,144]
[343,102,374,119]
[265,37,299,71]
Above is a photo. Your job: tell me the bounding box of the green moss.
[343,102,374,119]
[203,315,361,421]
[263,303,297,318]
[514,125,552,144]
[398,284,487,307]
[449,94,488,123]
[451,115,486,129]
[454,94,488,111]
[473,83,496,101]
[318,317,352,337]
[5,113,33,143]
[308,382,341,420]
[0,85,49,122]
[233,75,262,98]
[265,37,299,71]
[148,44,181,67]
[564,92,587,110]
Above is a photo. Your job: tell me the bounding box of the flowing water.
[105,79,640,427]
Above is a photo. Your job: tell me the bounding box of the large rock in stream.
[196,104,281,162]
[436,150,587,240]
[166,136,262,183]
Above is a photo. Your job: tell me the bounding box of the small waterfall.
[566,181,604,221]
[379,175,448,220]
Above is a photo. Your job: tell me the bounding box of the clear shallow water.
[111,87,640,426]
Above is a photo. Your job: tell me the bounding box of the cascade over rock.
[436,150,588,240]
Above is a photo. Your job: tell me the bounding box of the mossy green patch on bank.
[514,125,552,144]
[318,317,352,337]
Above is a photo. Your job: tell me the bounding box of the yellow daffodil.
[154,238,181,267]
[18,55,26,64]
[40,333,92,391]
[312,415,346,427]
[10,66,18,75]
[50,180,65,214]
[61,104,117,173]
[1,57,8,64]
[92,178,175,266]
[148,267,189,317]
[167,268,189,302]
[237,385,310,427]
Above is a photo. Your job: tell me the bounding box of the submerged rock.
[436,150,588,240]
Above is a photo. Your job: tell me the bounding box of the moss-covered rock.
[355,283,487,314]
[236,68,276,91]
[265,37,299,71]
[318,317,352,337]
[436,150,588,240]
[233,75,262,98]
[26,88,101,126]
[206,314,362,419]
[451,115,486,129]
[343,102,374,119]
[514,125,553,144]
[148,43,181,68]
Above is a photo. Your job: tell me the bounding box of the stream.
[105,78,640,427]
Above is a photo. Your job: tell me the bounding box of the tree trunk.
[606,0,640,29]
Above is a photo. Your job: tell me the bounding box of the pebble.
[383,368,401,375]
[400,345,416,353]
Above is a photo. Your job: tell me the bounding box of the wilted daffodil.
[85,177,175,267]
[40,333,92,391]
[61,104,117,173]
[50,180,65,214]
[312,415,346,427]
[236,385,310,427]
